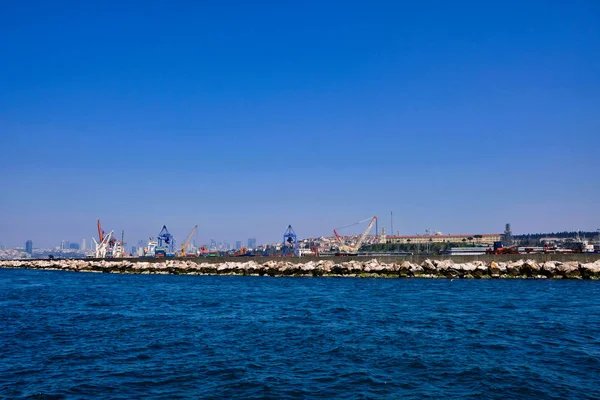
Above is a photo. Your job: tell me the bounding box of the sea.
[1,268,599,399]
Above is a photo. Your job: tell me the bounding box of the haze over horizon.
[1,1,599,248]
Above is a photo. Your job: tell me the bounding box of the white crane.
[334,216,378,255]
[92,230,114,258]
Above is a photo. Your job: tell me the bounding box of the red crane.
[98,220,104,243]
[97,219,116,247]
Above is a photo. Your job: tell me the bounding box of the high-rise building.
[25,240,33,254]
[210,239,216,249]
[235,241,242,250]
[82,238,86,251]
[69,243,80,250]
[247,237,257,249]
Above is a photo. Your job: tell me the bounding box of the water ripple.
[1,269,599,399]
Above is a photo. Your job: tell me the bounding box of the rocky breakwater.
[2,258,600,279]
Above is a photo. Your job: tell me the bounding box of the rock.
[421,259,436,272]
[435,260,454,271]
[542,261,558,273]
[399,261,412,271]
[489,261,502,276]
[300,261,315,271]
[410,264,424,275]
[456,263,477,272]
[1,257,600,279]
[557,261,581,278]
[506,260,524,276]
[580,261,600,278]
[364,259,387,273]
[520,260,540,277]
[316,260,334,272]
[342,261,362,273]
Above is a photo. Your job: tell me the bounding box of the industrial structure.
[93,229,114,258]
[156,225,175,257]
[180,225,198,257]
[91,220,128,258]
[282,225,299,257]
[85,217,597,260]
[112,230,126,258]
[384,233,501,245]
[334,216,378,256]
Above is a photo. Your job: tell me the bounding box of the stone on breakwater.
[489,261,504,277]
[580,261,600,279]
[557,261,581,278]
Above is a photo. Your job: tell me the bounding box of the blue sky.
[1,0,599,248]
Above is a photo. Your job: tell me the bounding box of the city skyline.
[1,1,598,248]
[4,224,600,251]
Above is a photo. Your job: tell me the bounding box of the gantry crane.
[179,225,198,257]
[334,216,378,256]
[283,225,299,257]
[157,225,175,256]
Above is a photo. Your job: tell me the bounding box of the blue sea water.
[1,269,599,399]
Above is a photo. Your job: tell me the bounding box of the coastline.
[2,257,600,279]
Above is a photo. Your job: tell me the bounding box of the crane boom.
[333,229,344,245]
[180,225,198,257]
[355,216,377,250]
[333,216,378,255]
[97,220,104,243]
[103,230,114,245]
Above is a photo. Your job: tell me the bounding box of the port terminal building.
[384,233,501,245]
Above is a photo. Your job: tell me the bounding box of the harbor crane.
[97,219,116,248]
[157,225,175,256]
[333,216,378,256]
[180,225,198,257]
[282,225,299,257]
[92,230,114,258]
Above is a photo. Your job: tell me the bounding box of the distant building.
[503,223,513,245]
[131,246,137,256]
[25,240,33,254]
[60,240,70,250]
[82,238,86,251]
[386,233,500,245]
[235,240,242,250]
[247,237,257,249]
[69,243,80,250]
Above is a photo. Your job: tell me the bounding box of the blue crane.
[157,225,175,255]
[283,225,299,257]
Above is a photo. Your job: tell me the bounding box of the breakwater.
[2,257,600,279]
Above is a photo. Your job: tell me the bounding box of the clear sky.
[1,0,599,248]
